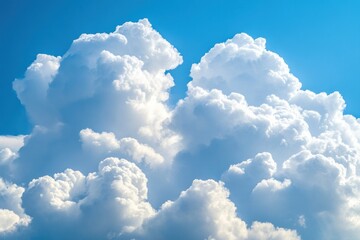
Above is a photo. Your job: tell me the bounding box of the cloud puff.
[11,18,182,182]
[171,32,360,239]
[14,18,182,134]
[0,136,25,152]
[21,157,154,239]
[189,33,301,105]
[2,19,360,239]
[0,136,25,165]
[80,128,164,167]
[170,88,310,194]
[0,179,30,234]
[13,54,61,126]
[135,179,300,240]
[227,150,357,239]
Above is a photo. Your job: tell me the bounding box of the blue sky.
[1,0,359,135]
[2,1,360,239]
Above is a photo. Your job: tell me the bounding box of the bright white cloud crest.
[1,19,360,239]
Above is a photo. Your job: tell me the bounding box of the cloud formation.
[80,128,165,167]
[0,136,25,166]
[1,19,360,239]
[21,157,154,239]
[171,32,360,239]
[0,178,30,234]
[11,18,181,182]
[135,179,299,240]
[189,33,301,105]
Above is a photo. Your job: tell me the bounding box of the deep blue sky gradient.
[1,0,359,134]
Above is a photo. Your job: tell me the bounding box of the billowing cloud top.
[189,33,301,105]
[1,19,360,239]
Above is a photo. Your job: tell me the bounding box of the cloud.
[0,148,16,165]
[189,33,301,105]
[11,18,182,182]
[134,179,300,240]
[0,136,25,165]
[13,54,61,126]
[0,179,30,234]
[0,135,26,178]
[0,136,25,152]
[21,157,154,239]
[170,32,360,239]
[170,88,310,194]
[0,209,21,233]
[1,19,360,239]
[252,178,291,193]
[79,128,164,167]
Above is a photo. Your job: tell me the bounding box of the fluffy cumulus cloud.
[0,179,30,235]
[189,33,301,105]
[10,18,182,183]
[79,128,164,167]
[171,32,360,239]
[1,19,360,239]
[0,136,25,166]
[134,179,299,240]
[20,157,154,239]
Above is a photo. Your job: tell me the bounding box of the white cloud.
[252,178,291,193]
[228,152,277,178]
[0,135,25,165]
[0,179,30,234]
[171,87,310,161]
[11,18,182,182]
[171,32,360,239]
[298,215,306,228]
[135,179,299,240]
[0,148,16,165]
[118,137,165,166]
[0,209,21,233]
[22,157,154,239]
[79,128,164,167]
[13,54,61,126]
[2,19,360,239]
[0,136,26,152]
[79,128,120,154]
[247,221,300,240]
[189,33,301,105]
